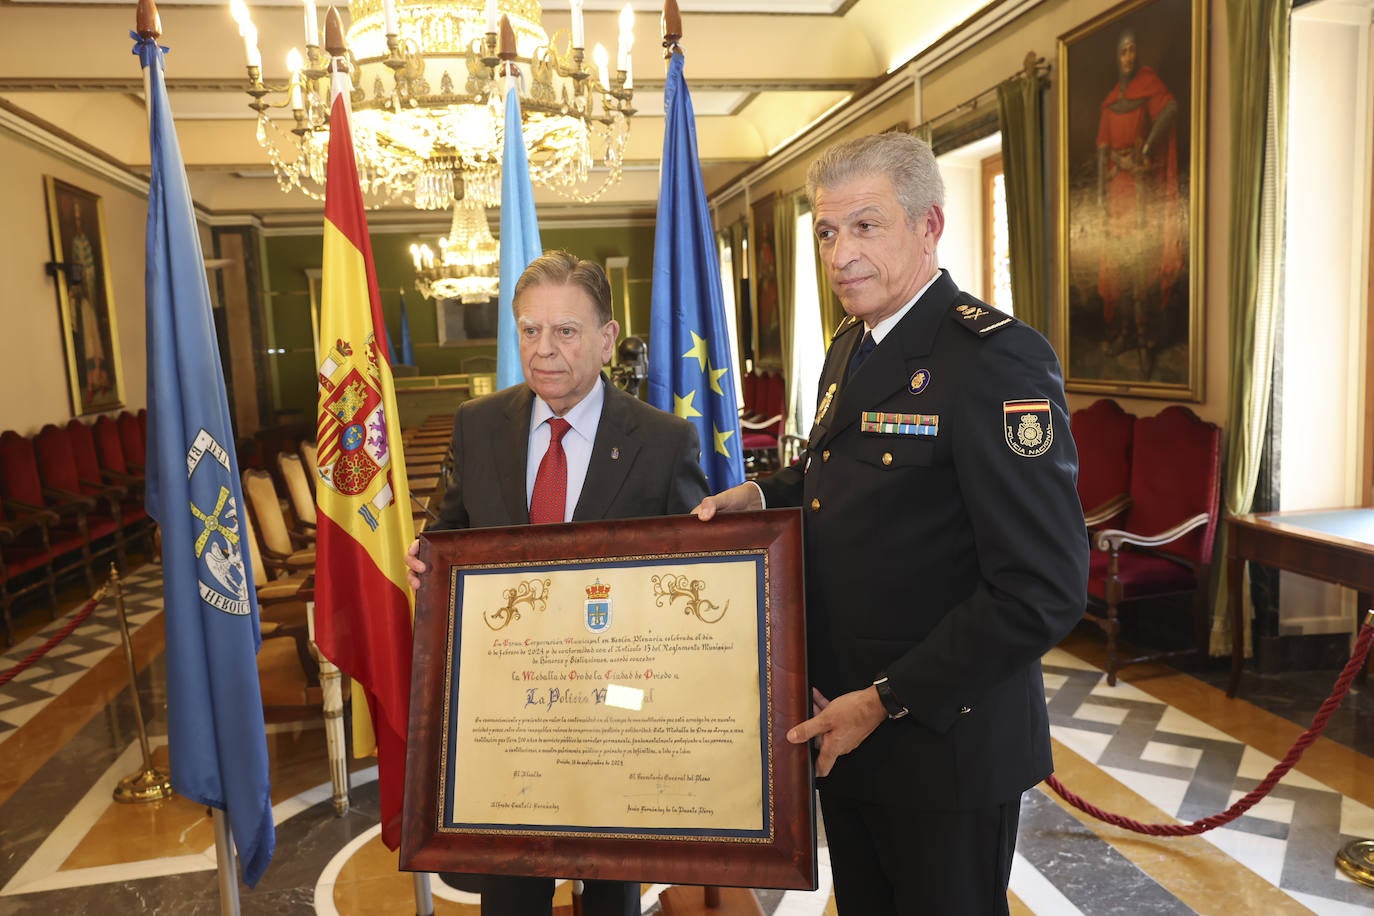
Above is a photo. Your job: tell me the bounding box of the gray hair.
[806,131,945,227]
[512,250,614,326]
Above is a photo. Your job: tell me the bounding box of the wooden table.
[1227,508,1374,697]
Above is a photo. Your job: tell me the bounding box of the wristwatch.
[871,673,909,720]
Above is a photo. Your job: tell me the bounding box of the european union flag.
[648,51,745,490]
[496,87,542,391]
[135,31,274,887]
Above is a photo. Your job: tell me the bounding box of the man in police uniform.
[694,132,1088,914]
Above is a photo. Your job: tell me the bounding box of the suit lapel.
[573,380,640,522]
[499,386,534,524]
[812,271,958,451]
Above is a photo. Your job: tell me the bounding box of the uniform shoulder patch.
[950,296,1016,338]
[831,314,862,342]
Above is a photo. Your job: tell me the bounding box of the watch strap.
[872,673,909,720]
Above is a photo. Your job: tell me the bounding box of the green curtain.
[814,231,842,343]
[774,194,798,435]
[1208,0,1291,656]
[996,74,1049,336]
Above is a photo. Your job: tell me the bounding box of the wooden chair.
[299,441,319,498]
[1086,406,1223,685]
[277,453,317,535]
[741,371,785,474]
[241,469,315,575]
[1071,398,1136,530]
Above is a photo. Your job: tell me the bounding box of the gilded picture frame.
[1056,0,1207,400]
[44,176,124,415]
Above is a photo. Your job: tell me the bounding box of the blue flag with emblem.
[497,85,542,391]
[135,31,274,887]
[648,51,745,489]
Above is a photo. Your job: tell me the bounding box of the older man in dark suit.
[695,132,1088,914]
[406,250,708,915]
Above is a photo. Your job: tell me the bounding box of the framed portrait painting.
[750,193,783,370]
[45,177,124,415]
[1056,0,1207,400]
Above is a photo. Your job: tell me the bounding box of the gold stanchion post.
[110,563,174,803]
[1335,609,1374,888]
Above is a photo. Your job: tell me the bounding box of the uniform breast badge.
[1003,399,1053,457]
[815,383,838,424]
[908,369,931,395]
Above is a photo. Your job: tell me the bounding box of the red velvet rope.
[0,592,105,687]
[1045,618,1374,837]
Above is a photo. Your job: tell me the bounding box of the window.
[790,207,825,435]
[981,152,1013,314]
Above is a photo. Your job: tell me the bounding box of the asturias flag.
[135,30,275,887]
[311,71,416,851]
[648,51,745,490]
[496,85,542,391]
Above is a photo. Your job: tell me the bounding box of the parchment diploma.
[441,552,770,839]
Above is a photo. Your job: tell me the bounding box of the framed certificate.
[401,509,815,891]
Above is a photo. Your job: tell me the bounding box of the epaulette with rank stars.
[950,296,1016,338]
[831,314,862,342]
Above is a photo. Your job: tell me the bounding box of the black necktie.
[847,331,876,381]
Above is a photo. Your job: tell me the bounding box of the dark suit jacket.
[758,270,1089,809]
[434,377,708,530]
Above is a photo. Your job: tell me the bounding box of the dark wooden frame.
[1055,0,1207,400]
[44,176,124,415]
[402,509,815,890]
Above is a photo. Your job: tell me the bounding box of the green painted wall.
[263,224,656,420]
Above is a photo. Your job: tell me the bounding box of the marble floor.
[2,564,1373,915]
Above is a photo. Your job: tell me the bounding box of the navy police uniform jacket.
[757,270,1089,809]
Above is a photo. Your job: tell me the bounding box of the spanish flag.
[312,69,415,851]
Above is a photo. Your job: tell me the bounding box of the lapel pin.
[611,447,620,460]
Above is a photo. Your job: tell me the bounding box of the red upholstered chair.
[1071,398,1135,530]
[1086,406,1223,685]
[116,411,146,473]
[0,430,95,597]
[92,414,145,495]
[0,496,58,645]
[67,418,153,553]
[34,424,126,572]
[741,371,785,473]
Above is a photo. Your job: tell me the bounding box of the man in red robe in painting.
[1096,29,1182,359]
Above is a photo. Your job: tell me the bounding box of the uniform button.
[810,498,821,512]
[822,450,831,462]
[882,452,893,466]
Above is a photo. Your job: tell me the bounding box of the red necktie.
[529,418,572,524]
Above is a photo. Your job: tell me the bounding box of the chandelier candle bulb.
[302,0,318,47]
[229,0,261,68]
[570,0,584,48]
[485,0,498,34]
[617,3,634,72]
[286,47,305,109]
[593,42,610,92]
[382,0,398,35]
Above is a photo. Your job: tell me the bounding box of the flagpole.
[212,808,243,915]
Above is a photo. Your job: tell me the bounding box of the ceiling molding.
[0,98,150,197]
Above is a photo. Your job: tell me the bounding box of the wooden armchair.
[241,469,315,576]
[1086,406,1223,685]
[1071,398,1136,530]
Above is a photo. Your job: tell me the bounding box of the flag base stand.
[1337,839,1374,888]
[108,562,174,805]
[114,766,174,804]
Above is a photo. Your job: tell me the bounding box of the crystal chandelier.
[229,0,637,209]
[410,193,501,302]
